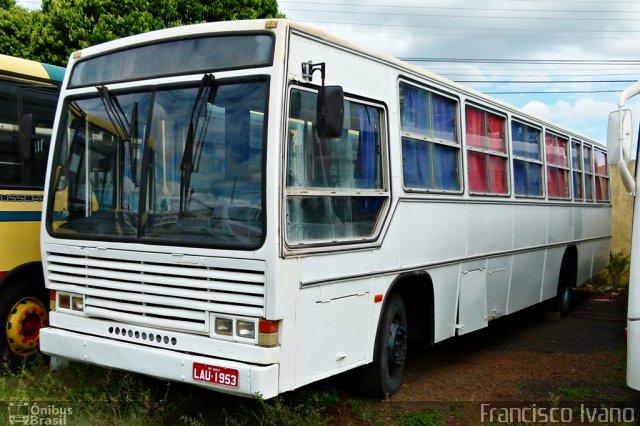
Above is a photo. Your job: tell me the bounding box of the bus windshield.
[47,78,267,249]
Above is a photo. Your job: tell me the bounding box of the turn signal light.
[258,319,279,347]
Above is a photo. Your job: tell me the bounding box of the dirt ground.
[396,289,634,402]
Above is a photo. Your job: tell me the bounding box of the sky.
[16,0,640,146]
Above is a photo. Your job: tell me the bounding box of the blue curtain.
[401,85,429,187]
[356,106,376,189]
[514,160,527,195]
[357,106,381,210]
[432,96,458,190]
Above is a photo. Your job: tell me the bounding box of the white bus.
[39,19,611,398]
[607,81,640,390]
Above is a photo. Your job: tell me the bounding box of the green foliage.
[397,409,445,426]
[557,386,594,399]
[588,251,630,288]
[0,0,283,66]
[0,3,34,58]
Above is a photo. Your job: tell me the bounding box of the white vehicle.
[39,19,611,398]
[606,81,640,390]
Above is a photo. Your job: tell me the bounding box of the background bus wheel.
[0,284,48,367]
[554,257,576,317]
[357,293,408,398]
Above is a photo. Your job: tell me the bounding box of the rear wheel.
[554,256,576,316]
[357,293,408,398]
[0,282,48,367]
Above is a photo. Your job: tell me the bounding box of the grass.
[0,358,348,425]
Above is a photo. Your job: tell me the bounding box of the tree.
[0,1,35,58]
[32,0,282,65]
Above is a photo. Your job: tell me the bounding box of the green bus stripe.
[0,211,41,222]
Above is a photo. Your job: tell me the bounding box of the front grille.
[46,250,266,334]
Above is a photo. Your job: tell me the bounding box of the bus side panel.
[0,221,41,272]
[541,247,564,301]
[508,251,545,314]
[592,239,611,276]
[293,280,372,389]
[577,241,596,285]
[429,264,462,343]
[547,206,573,244]
[514,205,547,248]
[486,256,511,320]
[399,201,466,268]
[466,203,513,257]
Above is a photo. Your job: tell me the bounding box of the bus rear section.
[0,54,62,365]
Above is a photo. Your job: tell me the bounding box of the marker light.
[58,294,71,310]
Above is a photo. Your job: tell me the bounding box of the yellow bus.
[0,54,63,365]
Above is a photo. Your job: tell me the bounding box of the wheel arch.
[0,261,47,299]
[562,245,578,288]
[385,270,435,344]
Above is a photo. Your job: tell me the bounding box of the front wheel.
[0,283,48,366]
[357,293,408,398]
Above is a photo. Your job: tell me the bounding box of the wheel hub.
[6,297,48,356]
[387,320,408,372]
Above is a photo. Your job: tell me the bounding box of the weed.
[397,408,445,426]
[587,251,630,287]
[556,386,593,399]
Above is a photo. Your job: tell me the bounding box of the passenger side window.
[399,82,460,192]
[285,88,388,245]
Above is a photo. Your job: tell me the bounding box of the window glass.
[512,121,541,160]
[545,133,570,199]
[286,88,387,244]
[512,121,542,197]
[49,80,267,249]
[594,149,609,201]
[0,81,59,188]
[583,145,594,201]
[70,34,274,87]
[571,141,583,200]
[465,105,508,195]
[399,82,459,191]
[465,106,505,151]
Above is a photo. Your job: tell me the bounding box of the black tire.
[554,256,576,317]
[0,281,48,368]
[357,293,408,398]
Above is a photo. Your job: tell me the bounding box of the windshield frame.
[45,75,270,251]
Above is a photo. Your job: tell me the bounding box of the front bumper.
[40,327,279,398]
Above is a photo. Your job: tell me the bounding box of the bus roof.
[69,19,605,148]
[0,53,65,83]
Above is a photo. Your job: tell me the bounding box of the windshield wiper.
[96,86,139,185]
[179,73,217,216]
[96,85,131,141]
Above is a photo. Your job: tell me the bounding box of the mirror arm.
[302,61,326,87]
[619,81,640,108]
[618,159,636,195]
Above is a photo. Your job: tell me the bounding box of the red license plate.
[192,362,239,388]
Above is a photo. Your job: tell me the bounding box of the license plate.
[192,362,239,388]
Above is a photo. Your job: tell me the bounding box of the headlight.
[214,317,233,336]
[236,320,255,339]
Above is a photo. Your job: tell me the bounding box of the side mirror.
[316,85,344,139]
[607,108,633,163]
